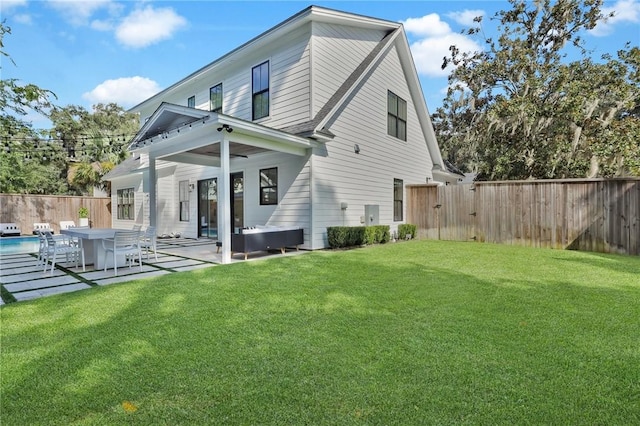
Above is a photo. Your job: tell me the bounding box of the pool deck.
[0,237,305,305]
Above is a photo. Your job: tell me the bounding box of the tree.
[433,0,640,180]
[0,22,64,194]
[49,103,138,195]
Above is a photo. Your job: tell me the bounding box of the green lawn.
[1,240,639,425]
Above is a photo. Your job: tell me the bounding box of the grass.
[1,240,639,425]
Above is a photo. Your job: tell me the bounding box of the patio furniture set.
[36,222,158,276]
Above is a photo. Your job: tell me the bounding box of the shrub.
[398,223,417,240]
[364,225,390,245]
[328,225,390,248]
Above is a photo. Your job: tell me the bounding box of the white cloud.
[446,9,485,26]
[82,76,161,108]
[403,13,451,37]
[46,0,115,26]
[403,13,483,77]
[115,6,187,48]
[591,0,640,36]
[0,0,27,13]
[13,13,33,25]
[90,19,115,32]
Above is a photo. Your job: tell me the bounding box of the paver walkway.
[1,238,301,304]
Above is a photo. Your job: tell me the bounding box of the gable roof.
[280,28,399,138]
[126,5,452,177]
[128,6,401,113]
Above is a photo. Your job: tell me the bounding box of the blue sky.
[2,0,639,130]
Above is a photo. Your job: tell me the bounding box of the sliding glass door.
[198,173,243,239]
[231,172,244,232]
[198,178,217,239]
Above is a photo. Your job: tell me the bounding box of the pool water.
[0,236,39,255]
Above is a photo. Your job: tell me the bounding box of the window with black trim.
[252,61,269,120]
[210,83,222,113]
[117,188,135,220]
[179,180,190,221]
[393,179,403,221]
[187,96,195,108]
[259,167,277,205]
[388,91,407,141]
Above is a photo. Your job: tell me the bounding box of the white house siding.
[137,152,311,244]
[132,26,312,131]
[310,22,387,116]
[152,161,176,236]
[309,43,433,248]
[164,163,217,239]
[234,152,312,248]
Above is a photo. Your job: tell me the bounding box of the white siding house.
[104,6,458,262]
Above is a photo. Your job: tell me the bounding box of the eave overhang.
[128,103,318,162]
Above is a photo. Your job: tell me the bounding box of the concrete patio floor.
[0,237,305,305]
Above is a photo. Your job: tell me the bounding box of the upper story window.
[387,91,407,141]
[187,96,195,108]
[210,83,222,113]
[252,61,269,120]
[259,167,277,205]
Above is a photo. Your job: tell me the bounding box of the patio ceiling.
[129,102,318,166]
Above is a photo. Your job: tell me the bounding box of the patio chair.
[35,230,48,266]
[33,222,54,235]
[102,230,142,276]
[132,224,142,231]
[59,221,76,230]
[43,230,85,275]
[140,226,158,261]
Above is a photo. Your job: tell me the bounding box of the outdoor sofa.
[231,225,303,260]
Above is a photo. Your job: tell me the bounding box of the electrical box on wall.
[364,205,379,226]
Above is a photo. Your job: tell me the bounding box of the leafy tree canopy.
[1,21,139,195]
[1,21,62,194]
[49,103,139,195]
[433,0,640,180]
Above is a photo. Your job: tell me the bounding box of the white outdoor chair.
[35,230,48,267]
[102,231,142,276]
[140,226,158,261]
[36,230,69,266]
[59,221,76,230]
[33,222,53,235]
[43,230,85,275]
[132,224,142,231]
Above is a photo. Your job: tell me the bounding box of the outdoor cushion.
[0,223,21,236]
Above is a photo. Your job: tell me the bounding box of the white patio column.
[219,134,231,264]
[148,154,157,227]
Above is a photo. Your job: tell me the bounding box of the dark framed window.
[252,61,269,120]
[393,178,403,221]
[187,96,195,108]
[210,83,222,113]
[259,167,277,205]
[117,188,135,220]
[179,180,190,221]
[388,91,407,141]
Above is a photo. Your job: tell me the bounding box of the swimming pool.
[0,236,39,255]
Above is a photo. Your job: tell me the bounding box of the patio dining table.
[61,228,133,270]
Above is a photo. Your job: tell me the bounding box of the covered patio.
[128,103,318,264]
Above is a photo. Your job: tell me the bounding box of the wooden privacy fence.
[407,179,640,256]
[0,194,111,234]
